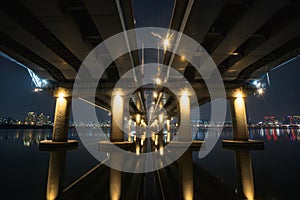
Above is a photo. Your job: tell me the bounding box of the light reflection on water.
[0,127,300,199]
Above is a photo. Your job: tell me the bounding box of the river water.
[0,127,299,199]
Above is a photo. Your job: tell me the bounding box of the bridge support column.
[52,88,72,142]
[46,151,66,200]
[111,93,124,142]
[179,152,194,200]
[234,150,255,200]
[230,89,248,140]
[179,93,191,141]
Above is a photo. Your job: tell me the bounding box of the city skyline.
[0,55,299,122]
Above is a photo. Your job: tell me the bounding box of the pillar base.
[39,140,78,151]
[222,140,264,150]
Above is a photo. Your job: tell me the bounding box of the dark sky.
[0,0,299,122]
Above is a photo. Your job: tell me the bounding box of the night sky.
[0,0,299,122]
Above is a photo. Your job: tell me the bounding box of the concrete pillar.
[230,96,248,140]
[52,88,71,142]
[179,93,191,141]
[179,152,194,200]
[234,150,255,200]
[111,94,124,142]
[46,151,66,200]
[166,119,171,142]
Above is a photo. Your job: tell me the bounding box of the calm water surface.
[0,127,299,199]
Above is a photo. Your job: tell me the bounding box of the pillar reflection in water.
[109,153,122,200]
[179,152,194,200]
[234,150,255,200]
[46,151,66,200]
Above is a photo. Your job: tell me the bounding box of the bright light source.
[136,114,141,124]
[253,80,262,88]
[159,113,164,123]
[236,92,243,98]
[33,88,43,93]
[153,92,158,98]
[230,52,239,56]
[58,91,65,98]
[163,38,170,49]
[155,77,162,85]
[180,55,186,61]
[257,88,264,95]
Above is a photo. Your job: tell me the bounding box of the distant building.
[24,112,51,126]
[25,112,37,125]
[284,116,300,124]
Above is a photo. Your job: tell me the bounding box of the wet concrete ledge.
[39,140,78,151]
[222,139,264,150]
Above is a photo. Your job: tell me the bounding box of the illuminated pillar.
[111,94,124,142]
[52,88,71,142]
[110,153,122,200]
[166,119,171,142]
[230,94,248,140]
[46,151,66,200]
[158,113,164,153]
[179,152,194,200]
[179,93,191,141]
[234,150,255,200]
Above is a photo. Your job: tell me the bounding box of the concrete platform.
[39,140,78,151]
[222,139,264,150]
[164,140,204,151]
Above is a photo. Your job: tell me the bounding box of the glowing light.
[33,88,43,92]
[153,92,158,98]
[58,91,65,98]
[136,114,141,124]
[230,52,239,56]
[159,147,164,156]
[155,77,162,85]
[163,38,170,49]
[235,92,243,98]
[159,113,164,124]
[181,55,186,61]
[257,88,264,95]
[181,92,189,105]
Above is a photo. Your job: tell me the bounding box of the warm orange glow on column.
[136,114,141,124]
[179,93,191,141]
[52,95,71,142]
[231,95,248,140]
[111,94,124,142]
[159,113,164,124]
[166,119,170,131]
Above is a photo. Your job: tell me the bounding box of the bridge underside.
[0,0,299,114]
